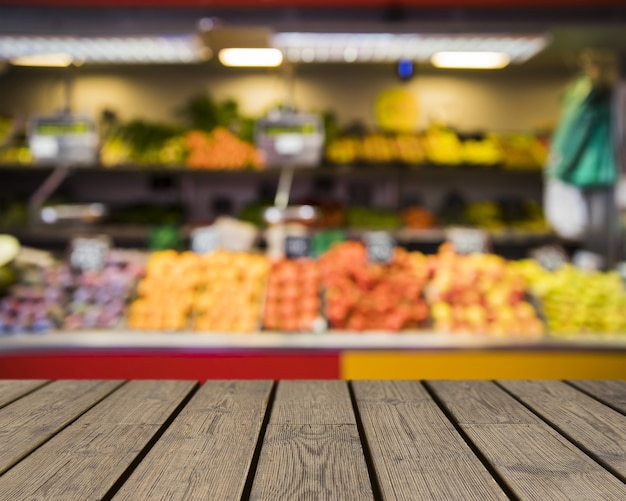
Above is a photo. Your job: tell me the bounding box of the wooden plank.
[0,380,195,501]
[250,380,373,500]
[112,380,272,501]
[0,380,48,408]
[268,380,356,425]
[428,380,626,500]
[0,379,123,475]
[499,380,626,478]
[352,380,507,500]
[567,380,626,414]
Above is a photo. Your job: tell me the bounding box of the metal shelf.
[0,330,624,353]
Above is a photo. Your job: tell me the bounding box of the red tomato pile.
[320,241,429,331]
[263,258,322,332]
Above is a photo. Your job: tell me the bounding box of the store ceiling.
[0,5,624,69]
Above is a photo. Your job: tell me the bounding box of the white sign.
[446,228,490,254]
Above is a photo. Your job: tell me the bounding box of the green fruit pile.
[514,260,626,335]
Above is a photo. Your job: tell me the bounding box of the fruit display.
[263,258,322,332]
[184,128,264,170]
[437,195,548,232]
[126,250,201,331]
[320,241,429,331]
[325,133,425,165]
[346,207,402,229]
[423,126,463,165]
[460,134,503,166]
[0,246,146,334]
[359,134,396,164]
[100,119,184,166]
[514,260,626,335]
[426,243,544,337]
[393,134,426,164]
[99,94,263,169]
[325,137,360,164]
[496,133,548,170]
[0,261,72,334]
[192,251,269,333]
[325,124,547,170]
[401,206,437,230]
[64,250,145,330]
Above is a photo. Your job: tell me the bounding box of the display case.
[0,2,625,379]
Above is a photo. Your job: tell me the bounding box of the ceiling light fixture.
[431,51,511,69]
[271,33,549,65]
[218,48,283,67]
[11,52,73,67]
[0,35,206,64]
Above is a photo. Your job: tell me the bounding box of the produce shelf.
[1,330,624,352]
[1,226,555,248]
[0,163,544,176]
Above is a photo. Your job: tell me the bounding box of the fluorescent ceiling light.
[11,52,73,67]
[0,35,206,64]
[218,48,283,67]
[431,51,511,69]
[272,33,548,65]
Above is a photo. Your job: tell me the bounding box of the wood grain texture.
[0,379,123,475]
[268,380,356,425]
[250,380,373,500]
[428,380,626,500]
[112,380,273,501]
[352,381,507,500]
[425,380,537,425]
[499,380,626,478]
[0,380,48,408]
[567,380,626,414]
[0,380,195,501]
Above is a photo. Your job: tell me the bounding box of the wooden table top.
[0,380,624,500]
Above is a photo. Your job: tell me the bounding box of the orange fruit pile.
[127,251,201,331]
[193,251,269,332]
[185,128,265,170]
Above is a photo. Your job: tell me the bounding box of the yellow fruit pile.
[325,134,426,165]
[496,134,548,170]
[127,251,201,331]
[192,251,269,333]
[514,260,626,335]
[185,128,265,170]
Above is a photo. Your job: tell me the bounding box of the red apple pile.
[426,243,544,337]
[263,258,322,332]
[320,241,429,331]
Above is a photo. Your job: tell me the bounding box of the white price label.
[69,236,111,272]
[530,245,568,272]
[364,232,395,264]
[446,228,489,254]
[191,226,219,255]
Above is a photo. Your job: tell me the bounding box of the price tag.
[530,245,568,272]
[191,226,219,254]
[572,250,603,272]
[69,235,111,272]
[285,235,312,259]
[446,228,490,254]
[364,231,395,264]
